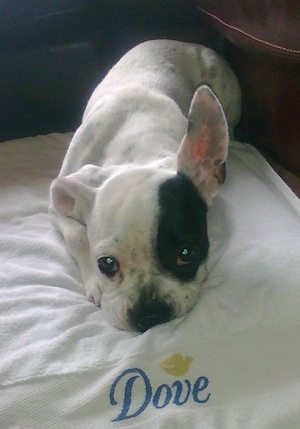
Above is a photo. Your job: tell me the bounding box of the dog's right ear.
[50,176,96,222]
[177,85,229,205]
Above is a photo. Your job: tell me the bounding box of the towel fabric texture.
[0,133,299,429]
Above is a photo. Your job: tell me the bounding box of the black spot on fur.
[156,173,209,281]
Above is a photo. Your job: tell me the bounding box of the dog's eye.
[98,256,119,278]
[176,246,199,266]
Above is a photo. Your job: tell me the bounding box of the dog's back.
[84,40,240,130]
[61,40,241,176]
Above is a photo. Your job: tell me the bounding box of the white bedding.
[0,133,299,429]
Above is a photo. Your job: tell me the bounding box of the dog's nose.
[128,300,172,333]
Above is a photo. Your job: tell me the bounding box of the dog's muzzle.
[127,293,172,332]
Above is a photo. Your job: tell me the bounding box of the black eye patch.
[156,173,209,281]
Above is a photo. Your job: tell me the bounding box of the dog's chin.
[107,304,197,333]
[101,291,199,333]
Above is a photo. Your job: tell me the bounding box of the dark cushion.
[196,0,300,175]
[0,0,215,141]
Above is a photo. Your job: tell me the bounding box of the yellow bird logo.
[160,353,193,376]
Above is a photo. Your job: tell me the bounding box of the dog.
[49,40,241,332]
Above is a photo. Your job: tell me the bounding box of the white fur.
[50,40,241,331]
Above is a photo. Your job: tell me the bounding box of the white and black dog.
[50,40,241,332]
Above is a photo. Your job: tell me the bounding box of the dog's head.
[51,86,228,332]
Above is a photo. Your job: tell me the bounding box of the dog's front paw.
[85,276,103,307]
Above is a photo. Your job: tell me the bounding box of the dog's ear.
[177,85,229,204]
[50,175,96,222]
[50,164,117,221]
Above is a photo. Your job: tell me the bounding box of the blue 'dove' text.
[109,367,211,422]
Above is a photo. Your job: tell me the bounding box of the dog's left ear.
[177,85,229,204]
[50,164,117,222]
[50,176,96,222]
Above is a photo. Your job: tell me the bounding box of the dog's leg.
[49,208,102,306]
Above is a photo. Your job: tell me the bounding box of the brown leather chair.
[196,0,300,177]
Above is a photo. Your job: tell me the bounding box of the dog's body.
[50,40,241,332]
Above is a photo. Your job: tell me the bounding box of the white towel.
[0,134,299,429]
